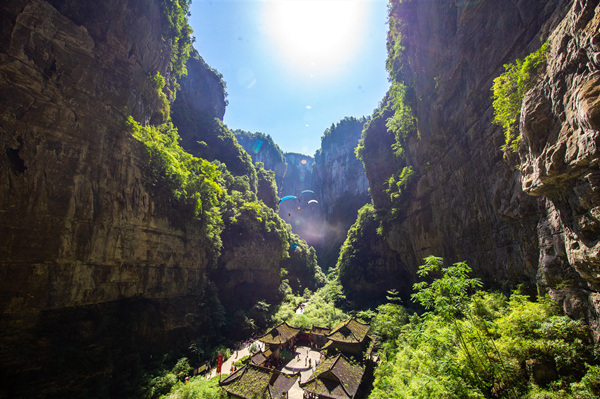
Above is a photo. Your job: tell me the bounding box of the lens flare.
[264,0,367,78]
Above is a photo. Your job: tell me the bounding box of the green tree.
[491,42,549,152]
[411,256,482,320]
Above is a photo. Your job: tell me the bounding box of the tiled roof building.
[259,322,301,358]
[322,319,371,356]
[219,364,299,399]
[299,354,365,399]
[259,322,301,346]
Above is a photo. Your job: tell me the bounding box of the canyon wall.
[311,118,371,270]
[343,0,600,327]
[0,1,202,395]
[0,0,303,396]
[518,0,600,328]
[234,130,288,189]
[236,122,371,270]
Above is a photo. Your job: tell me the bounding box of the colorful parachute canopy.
[278,195,298,204]
[300,190,315,195]
[307,200,319,204]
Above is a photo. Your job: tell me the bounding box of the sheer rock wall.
[1,0,221,396]
[353,0,599,329]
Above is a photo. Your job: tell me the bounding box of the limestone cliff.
[0,0,300,397]
[280,152,314,197]
[518,0,600,328]
[311,117,371,270]
[343,0,600,329]
[172,55,258,192]
[235,122,371,270]
[0,1,204,395]
[233,130,288,189]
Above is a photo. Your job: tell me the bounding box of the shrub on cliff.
[492,42,549,152]
[128,117,223,256]
[255,162,279,209]
[160,0,194,81]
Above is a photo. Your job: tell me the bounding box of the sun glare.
[265,0,367,78]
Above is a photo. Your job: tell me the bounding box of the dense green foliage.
[171,106,259,193]
[281,236,326,292]
[368,258,599,399]
[273,275,349,329]
[337,203,378,280]
[128,117,223,261]
[492,43,549,152]
[146,371,225,399]
[335,202,411,306]
[219,172,290,258]
[254,162,279,209]
[160,0,194,81]
[142,72,171,125]
[411,256,483,320]
[159,376,225,399]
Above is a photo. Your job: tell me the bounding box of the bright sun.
[265,0,367,78]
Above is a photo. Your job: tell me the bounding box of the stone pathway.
[295,302,307,314]
[209,340,265,379]
[284,345,323,399]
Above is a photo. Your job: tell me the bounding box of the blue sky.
[188,0,390,156]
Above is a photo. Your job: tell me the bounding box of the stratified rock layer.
[357,0,567,298]
[519,0,600,331]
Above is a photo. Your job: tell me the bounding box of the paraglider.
[279,190,316,205]
[278,195,299,205]
[279,190,318,217]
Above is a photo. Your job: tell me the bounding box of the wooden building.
[322,319,371,357]
[299,353,365,399]
[258,321,301,357]
[219,364,299,399]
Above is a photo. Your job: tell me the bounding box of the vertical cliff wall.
[0,1,215,396]
[312,117,371,270]
[342,0,600,332]
[235,121,371,270]
[233,130,288,189]
[0,0,312,396]
[518,0,600,328]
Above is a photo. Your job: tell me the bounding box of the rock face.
[0,0,214,395]
[312,118,371,270]
[280,152,314,197]
[172,55,259,192]
[0,0,295,396]
[234,130,288,189]
[518,0,600,329]
[235,121,371,269]
[347,0,600,330]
